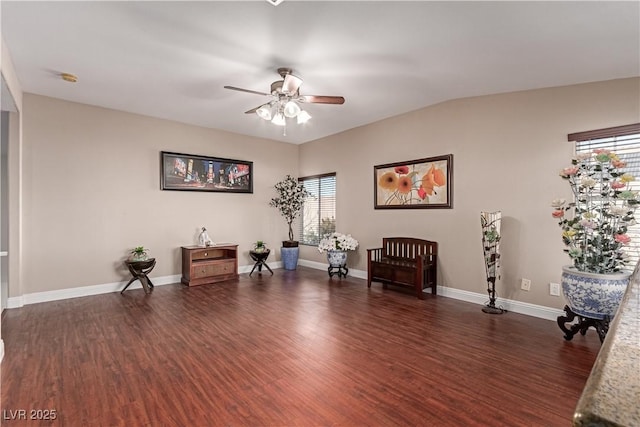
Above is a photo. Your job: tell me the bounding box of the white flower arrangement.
[317,232,359,253]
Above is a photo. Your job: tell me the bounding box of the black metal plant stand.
[122,258,156,294]
[557,305,609,343]
[328,264,348,279]
[249,249,273,277]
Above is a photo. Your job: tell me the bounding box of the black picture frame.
[160,151,253,193]
[374,154,453,209]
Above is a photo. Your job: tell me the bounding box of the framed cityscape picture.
[160,151,253,193]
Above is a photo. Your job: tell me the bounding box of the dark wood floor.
[1,267,601,426]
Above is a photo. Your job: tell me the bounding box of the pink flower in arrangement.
[394,166,410,174]
[553,148,640,273]
[579,219,597,229]
[560,167,579,177]
[612,160,627,168]
[615,234,632,244]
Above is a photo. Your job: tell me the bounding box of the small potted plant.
[129,246,149,262]
[253,240,267,253]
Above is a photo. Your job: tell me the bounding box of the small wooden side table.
[122,258,156,294]
[249,250,273,276]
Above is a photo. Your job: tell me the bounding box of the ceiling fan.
[224,68,345,130]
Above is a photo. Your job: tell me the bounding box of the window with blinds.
[299,173,336,245]
[570,123,640,271]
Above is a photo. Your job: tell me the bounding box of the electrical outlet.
[550,282,560,296]
[520,278,531,291]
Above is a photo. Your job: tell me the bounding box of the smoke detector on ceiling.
[265,0,284,5]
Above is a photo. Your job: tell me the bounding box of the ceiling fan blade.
[282,74,303,95]
[244,106,262,114]
[224,86,270,96]
[299,95,345,105]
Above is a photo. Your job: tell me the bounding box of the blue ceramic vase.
[327,250,347,267]
[561,266,630,320]
[281,247,299,270]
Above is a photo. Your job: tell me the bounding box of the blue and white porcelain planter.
[281,247,299,270]
[327,250,348,267]
[561,266,630,320]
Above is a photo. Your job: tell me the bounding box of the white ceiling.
[2,1,639,144]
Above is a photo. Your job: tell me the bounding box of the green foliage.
[302,217,335,245]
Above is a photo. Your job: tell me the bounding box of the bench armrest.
[367,247,384,262]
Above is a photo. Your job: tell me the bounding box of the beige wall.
[20,95,298,294]
[14,78,640,311]
[298,77,640,309]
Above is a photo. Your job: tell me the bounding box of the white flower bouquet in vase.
[318,232,359,271]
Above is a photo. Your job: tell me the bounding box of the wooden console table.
[181,244,238,286]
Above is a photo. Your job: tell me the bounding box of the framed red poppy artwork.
[374,154,453,209]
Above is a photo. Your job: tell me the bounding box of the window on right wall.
[569,123,640,270]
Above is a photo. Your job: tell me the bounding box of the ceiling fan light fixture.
[283,100,301,118]
[297,110,311,124]
[271,112,286,126]
[224,67,344,133]
[256,104,272,120]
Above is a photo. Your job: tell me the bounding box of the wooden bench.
[367,237,437,299]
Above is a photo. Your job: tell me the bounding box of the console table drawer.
[192,261,234,279]
[191,248,222,261]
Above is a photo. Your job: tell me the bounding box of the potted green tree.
[269,175,309,270]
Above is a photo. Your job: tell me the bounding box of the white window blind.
[571,124,640,271]
[299,173,336,245]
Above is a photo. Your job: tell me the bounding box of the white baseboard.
[6,261,284,308]
[301,260,564,321]
[7,274,182,308]
[437,286,564,321]
[5,260,563,321]
[240,261,282,274]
